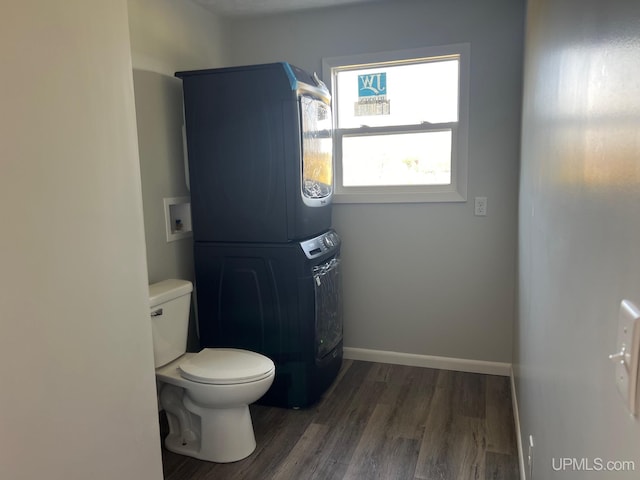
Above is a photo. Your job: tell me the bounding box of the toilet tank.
[149,279,193,368]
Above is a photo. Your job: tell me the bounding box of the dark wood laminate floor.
[161,360,519,480]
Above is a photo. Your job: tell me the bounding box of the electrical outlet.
[474,196,487,216]
[528,435,534,479]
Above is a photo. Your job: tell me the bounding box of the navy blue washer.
[194,231,343,408]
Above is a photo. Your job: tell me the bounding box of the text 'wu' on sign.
[358,72,387,97]
[355,72,390,116]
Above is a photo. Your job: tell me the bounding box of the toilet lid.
[178,348,275,385]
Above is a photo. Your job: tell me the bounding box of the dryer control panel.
[299,230,340,259]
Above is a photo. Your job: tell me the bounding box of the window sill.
[332,190,467,204]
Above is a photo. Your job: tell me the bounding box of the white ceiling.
[192,0,380,17]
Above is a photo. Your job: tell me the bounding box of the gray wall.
[128,0,228,76]
[1,1,163,478]
[225,0,525,362]
[133,70,194,285]
[128,0,227,348]
[128,0,227,286]
[516,0,640,477]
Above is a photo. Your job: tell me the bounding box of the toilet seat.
[178,348,275,385]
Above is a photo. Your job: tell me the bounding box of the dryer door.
[300,94,333,205]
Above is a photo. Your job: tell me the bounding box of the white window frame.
[322,43,470,204]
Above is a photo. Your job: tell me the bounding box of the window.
[322,44,469,203]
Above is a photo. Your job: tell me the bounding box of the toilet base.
[161,384,257,463]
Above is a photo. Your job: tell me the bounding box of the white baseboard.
[510,368,527,480]
[342,347,511,376]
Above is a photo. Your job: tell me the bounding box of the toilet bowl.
[149,279,275,463]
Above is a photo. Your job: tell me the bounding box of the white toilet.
[149,279,275,463]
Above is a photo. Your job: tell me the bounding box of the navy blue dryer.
[176,63,333,243]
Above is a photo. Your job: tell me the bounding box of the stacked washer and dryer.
[176,63,343,409]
